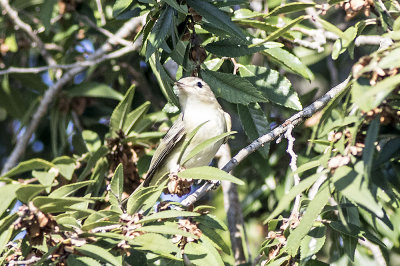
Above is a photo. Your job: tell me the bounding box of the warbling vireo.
[143,77,231,188]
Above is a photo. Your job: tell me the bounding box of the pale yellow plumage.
[143,77,231,187]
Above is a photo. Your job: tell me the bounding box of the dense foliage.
[0,0,399,265]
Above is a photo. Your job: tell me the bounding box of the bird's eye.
[197,81,203,88]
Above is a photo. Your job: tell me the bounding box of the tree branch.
[1,16,144,175]
[217,144,247,265]
[181,76,351,207]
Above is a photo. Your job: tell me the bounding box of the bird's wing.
[143,114,186,186]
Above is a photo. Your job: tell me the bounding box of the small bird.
[143,77,231,188]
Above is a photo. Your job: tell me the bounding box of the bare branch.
[217,144,247,265]
[0,0,56,66]
[359,239,387,266]
[95,0,106,26]
[1,16,144,175]
[181,76,351,207]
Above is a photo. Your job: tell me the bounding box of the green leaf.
[49,180,95,198]
[317,17,344,38]
[352,74,400,112]
[0,184,20,215]
[147,6,174,58]
[16,184,47,203]
[162,0,188,14]
[149,54,179,106]
[132,233,181,258]
[75,244,121,266]
[286,183,330,255]
[78,146,108,181]
[33,197,94,213]
[185,239,224,266]
[0,226,13,255]
[2,159,55,178]
[0,213,18,234]
[40,0,56,30]
[113,0,134,17]
[65,82,123,101]
[67,255,103,266]
[239,65,301,110]
[267,2,315,16]
[123,101,151,135]
[378,47,400,69]
[182,131,236,164]
[137,222,197,238]
[263,48,313,80]
[262,16,304,42]
[333,165,383,217]
[178,121,210,164]
[126,182,166,215]
[82,130,101,153]
[362,117,379,178]
[237,103,270,158]
[198,224,231,255]
[205,38,282,57]
[109,84,135,137]
[300,225,326,261]
[139,210,200,223]
[178,166,244,185]
[110,164,124,206]
[186,0,246,41]
[201,69,267,104]
[265,170,329,222]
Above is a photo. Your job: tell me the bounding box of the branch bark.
[181,76,351,207]
[1,16,144,175]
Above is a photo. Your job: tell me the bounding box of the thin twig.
[78,14,132,46]
[91,224,121,233]
[358,238,387,266]
[0,0,56,66]
[9,256,42,265]
[0,45,140,75]
[95,0,106,26]
[282,124,301,219]
[181,76,351,207]
[1,16,144,175]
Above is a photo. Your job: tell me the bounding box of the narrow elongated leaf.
[262,16,304,42]
[109,85,135,136]
[201,69,267,104]
[0,184,20,215]
[352,74,400,111]
[110,164,124,205]
[127,184,165,214]
[113,0,134,17]
[162,0,188,14]
[185,240,224,266]
[178,166,244,185]
[362,117,379,177]
[237,103,269,158]
[67,256,103,266]
[317,17,344,38]
[187,0,246,41]
[140,210,200,223]
[148,6,174,50]
[182,131,236,164]
[137,223,197,238]
[33,197,94,213]
[2,159,55,178]
[82,130,101,153]
[16,184,47,203]
[263,48,313,80]
[123,101,151,135]
[199,224,231,255]
[265,170,329,222]
[75,244,121,266]
[286,183,330,255]
[40,0,56,29]
[49,180,95,198]
[205,38,282,57]
[333,165,383,217]
[267,2,315,16]
[239,65,301,110]
[300,225,326,261]
[65,82,123,100]
[132,233,181,258]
